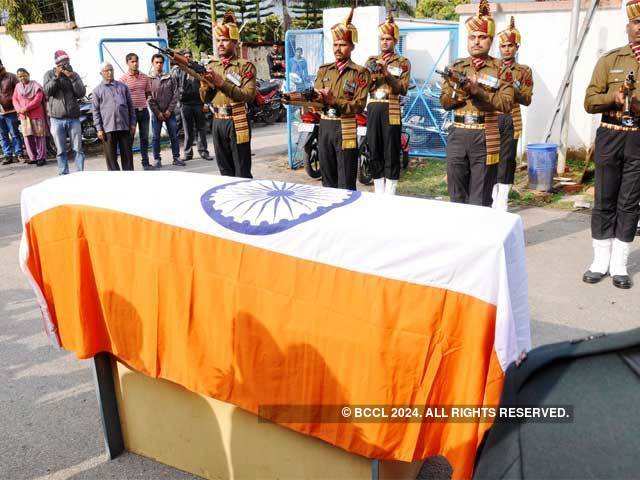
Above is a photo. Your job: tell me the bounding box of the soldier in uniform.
[493,17,533,211]
[365,12,411,195]
[200,11,256,178]
[440,0,514,207]
[312,8,371,191]
[583,0,640,289]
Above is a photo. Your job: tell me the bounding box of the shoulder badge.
[603,46,624,58]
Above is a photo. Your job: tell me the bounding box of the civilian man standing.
[172,49,211,161]
[43,50,86,175]
[149,54,183,167]
[0,59,24,165]
[120,53,153,170]
[92,62,136,171]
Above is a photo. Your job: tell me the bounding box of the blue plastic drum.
[526,143,558,192]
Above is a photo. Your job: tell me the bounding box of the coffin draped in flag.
[19,171,530,479]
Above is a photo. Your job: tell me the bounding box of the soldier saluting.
[440,0,514,207]
[313,8,371,191]
[583,0,640,289]
[365,11,411,195]
[200,11,256,178]
[494,17,533,211]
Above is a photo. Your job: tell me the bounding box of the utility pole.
[558,0,581,174]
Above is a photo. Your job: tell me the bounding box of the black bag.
[473,328,640,480]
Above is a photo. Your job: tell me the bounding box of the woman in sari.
[12,68,47,166]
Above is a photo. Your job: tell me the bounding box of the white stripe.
[20,171,530,370]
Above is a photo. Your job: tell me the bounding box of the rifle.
[436,66,469,100]
[621,70,636,127]
[146,43,217,94]
[282,87,326,111]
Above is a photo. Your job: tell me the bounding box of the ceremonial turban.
[498,16,522,46]
[466,0,496,37]
[378,11,399,41]
[331,7,358,44]
[628,0,640,20]
[214,11,240,41]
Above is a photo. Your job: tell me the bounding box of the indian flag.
[20,171,530,479]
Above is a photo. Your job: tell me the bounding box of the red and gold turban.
[214,11,240,41]
[498,16,521,46]
[465,0,496,37]
[378,11,399,41]
[628,0,640,20]
[331,7,358,44]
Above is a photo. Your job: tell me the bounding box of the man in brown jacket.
[582,0,640,289]
[311,8,370,191]
[200,11,256,179]
[440,0,514,207]
[365,11,411,195]
[493,17,533,211]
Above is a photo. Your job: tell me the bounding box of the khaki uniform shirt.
[313,60,371,116]
[585,45,639,119]
[366,53,411,97]
[508,63,533,107]
[200,57,257,107]
[440,56,514,115]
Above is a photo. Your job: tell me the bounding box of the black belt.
[602,115,639,128]
[454,114,485,125]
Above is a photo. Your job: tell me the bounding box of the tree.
[416,0,468,21]
[156,0,212,51]
[0,0,42,46]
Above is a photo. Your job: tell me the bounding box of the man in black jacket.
[172,50,211,161]
[43,50,86,175]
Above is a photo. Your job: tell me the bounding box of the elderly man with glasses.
[92,62,136,171]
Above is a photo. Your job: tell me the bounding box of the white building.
[0,0,163,91]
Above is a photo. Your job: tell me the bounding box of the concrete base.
[112,360,420,480]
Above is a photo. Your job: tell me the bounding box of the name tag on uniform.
[388,65,402,77]
[610,69,624,73]
[477,74,500,90]
[226,71,242,87]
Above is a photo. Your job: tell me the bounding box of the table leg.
[92,353,124,459]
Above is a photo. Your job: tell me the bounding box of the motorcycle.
[297,110,321,179]
[355,111,411,186]
[248,79,286,124]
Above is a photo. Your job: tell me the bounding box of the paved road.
[1,123,638,479]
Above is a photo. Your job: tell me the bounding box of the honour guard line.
[583,0,640,289]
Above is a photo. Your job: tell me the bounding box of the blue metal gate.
[285,24,458,168]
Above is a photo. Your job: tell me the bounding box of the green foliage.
[156,0,212,52]
[416,0,468,21]
[0,0,43,46]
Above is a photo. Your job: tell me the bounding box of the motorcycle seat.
[258,82,280,95]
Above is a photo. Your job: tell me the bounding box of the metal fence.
[284,28,324,169]
[284,24,458,168]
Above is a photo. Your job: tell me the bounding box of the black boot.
[583,270,608,284]
[612,275,632,289]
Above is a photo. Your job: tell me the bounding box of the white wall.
[72,0,154,28]
[0,22,164,93]
[323,7,385,66]
[458,5,627,149]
